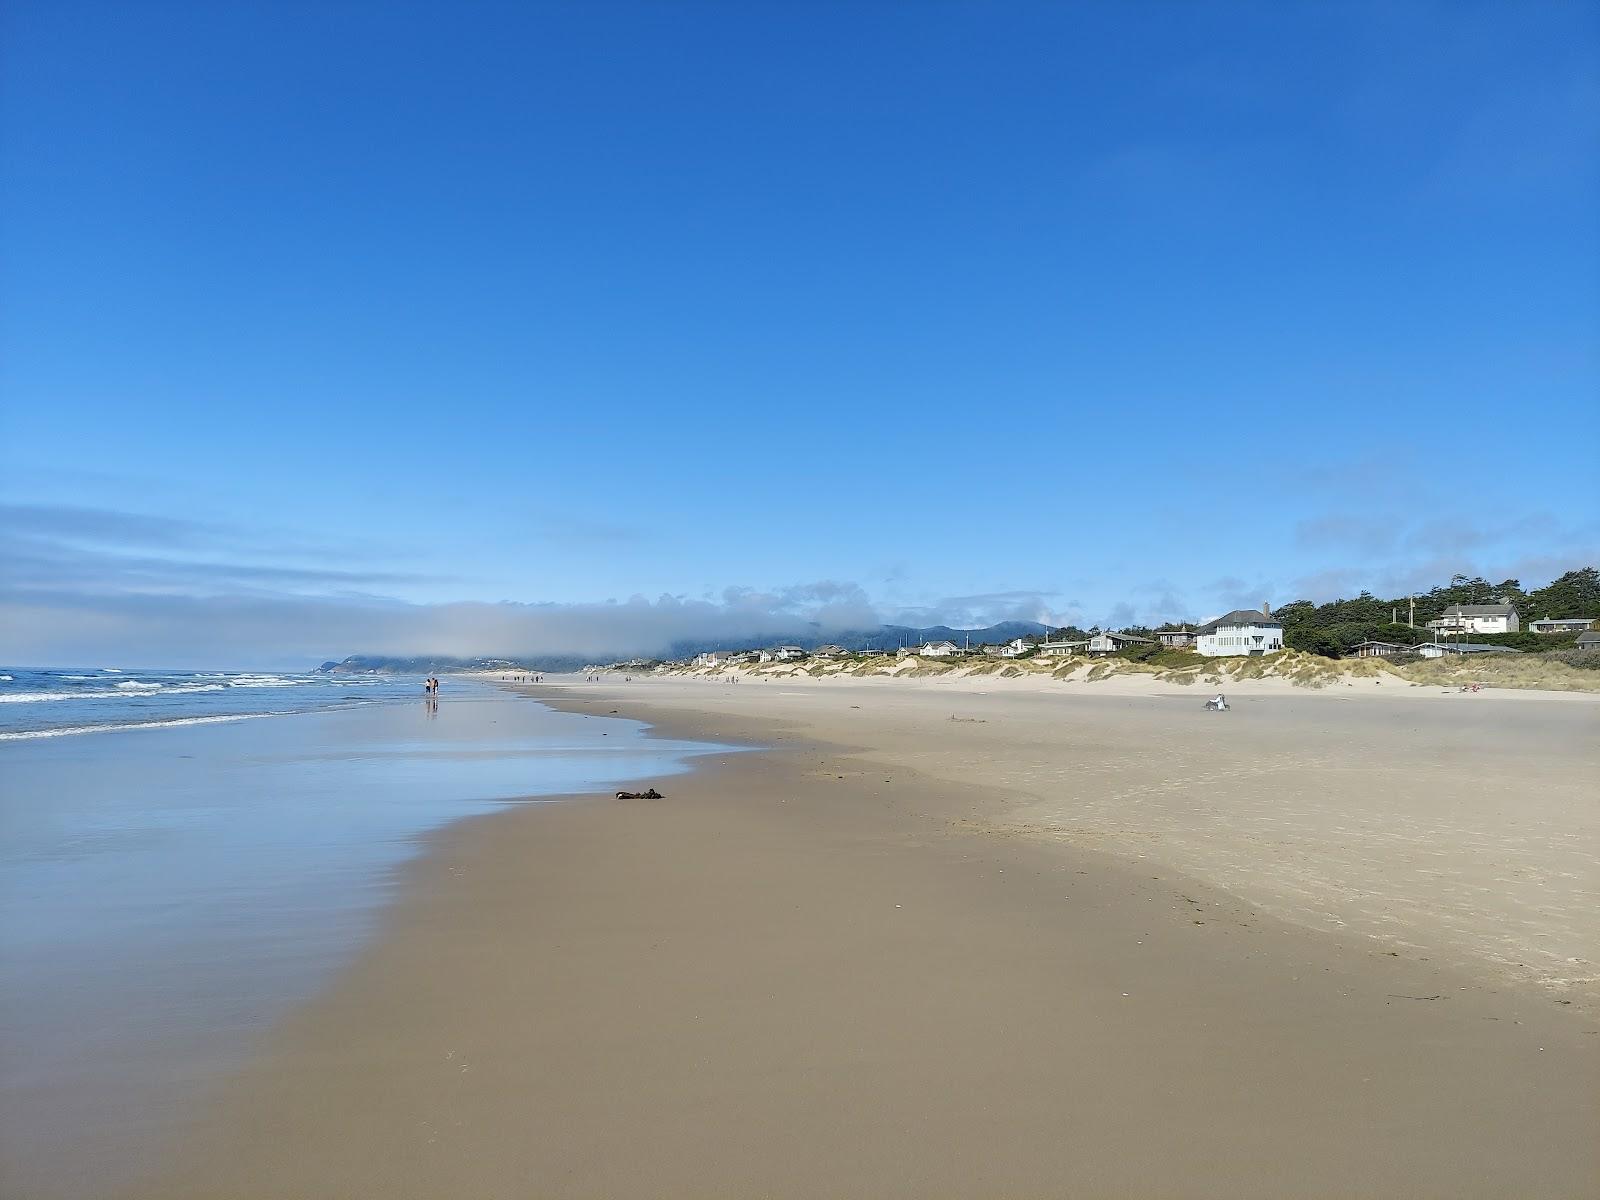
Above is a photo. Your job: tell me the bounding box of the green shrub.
[1465,630,1578,651]
[1542,648,1600,670]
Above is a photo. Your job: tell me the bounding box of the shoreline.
[120,678,1599,1198]
[0,688,727,1200]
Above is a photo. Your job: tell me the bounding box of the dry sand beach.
[129,675,1598,1199]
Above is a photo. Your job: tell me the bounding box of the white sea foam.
[0,683,225,703]
[226,674,306,688]
[115,680,162,691]
[0,691,100,703]
[0,713,280,741]
[0,675,12,682]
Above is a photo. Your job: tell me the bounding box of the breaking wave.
[0,713,278,741]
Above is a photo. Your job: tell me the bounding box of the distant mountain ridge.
[313,622,1050,674]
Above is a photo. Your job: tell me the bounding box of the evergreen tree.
[1525,568,1600,620]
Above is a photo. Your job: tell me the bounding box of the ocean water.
[0,676,735,1198]
[0,665,425,740]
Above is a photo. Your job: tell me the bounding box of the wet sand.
[126,678,1598,1198]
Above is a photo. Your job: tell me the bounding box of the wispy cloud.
[1281,510,1599,604]
[0,503,229,549]
[0,501,417,564]
[525,511,649,546]
[1266,453,1430,508]
[1,534,434,597]
[1293,515,1397,555]
[0,502,440,598]
[1204,575,1275,616]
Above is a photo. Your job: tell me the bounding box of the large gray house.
[1195,606,1285,657]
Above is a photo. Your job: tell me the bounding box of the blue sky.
[3,1,1597,666]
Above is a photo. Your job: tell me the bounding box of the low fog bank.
[0,587,904,671]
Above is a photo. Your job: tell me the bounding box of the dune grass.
[663,646,1600,692]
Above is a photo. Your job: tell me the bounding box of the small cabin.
[1348,640,1409,658]
[1037,639,1088,657]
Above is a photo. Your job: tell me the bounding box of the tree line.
[1047,568,1598,659]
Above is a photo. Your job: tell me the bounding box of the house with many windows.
[1087,631,1152,655]
[1426,602,1520,635]
[1527,616,1595,634]
[1196,606,1284,657]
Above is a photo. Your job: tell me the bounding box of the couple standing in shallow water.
[423,676,440,695]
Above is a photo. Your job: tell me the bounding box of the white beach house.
[1196,606,1284,657]
[1426,603,1520,635]
[982,638,1034,658]
[915,640,962,658]
[771,646,808,661]
[1087,631,1153,655]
